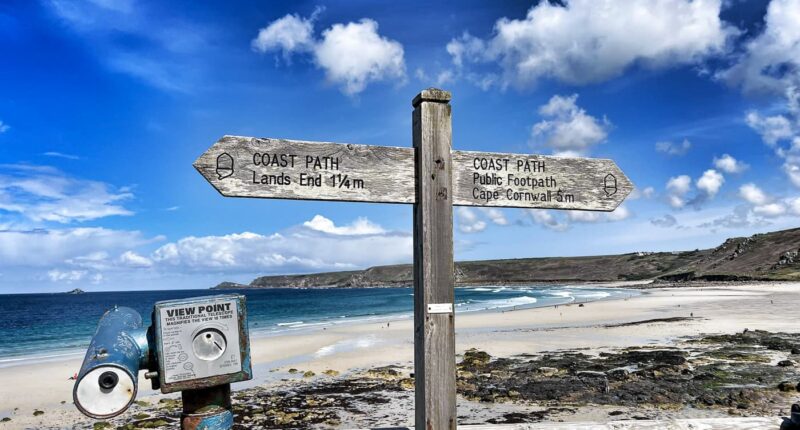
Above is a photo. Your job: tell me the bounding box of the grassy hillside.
[214,227,800,289]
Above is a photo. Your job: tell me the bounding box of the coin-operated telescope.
[73,295,252,430]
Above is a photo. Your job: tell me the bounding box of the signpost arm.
[412,88,456,430]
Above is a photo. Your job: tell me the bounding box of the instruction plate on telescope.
[156,296,243,385]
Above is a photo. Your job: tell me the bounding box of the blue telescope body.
[73,306,150,419]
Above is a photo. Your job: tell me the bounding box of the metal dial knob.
[192,328,226,361]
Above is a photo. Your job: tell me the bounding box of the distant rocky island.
[65,288,85,294]
[214,227,800,290]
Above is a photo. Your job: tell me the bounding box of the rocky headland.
[214,227,800,290]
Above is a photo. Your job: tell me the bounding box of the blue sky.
[2,0,800,293]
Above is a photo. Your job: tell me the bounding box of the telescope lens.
[98,371,119,390]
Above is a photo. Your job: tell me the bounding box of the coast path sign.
[194,139,631,210]
[194,88,632,430]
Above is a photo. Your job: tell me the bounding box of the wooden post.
[412,88,456,430]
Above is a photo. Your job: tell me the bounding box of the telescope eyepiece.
[98,371,119,390]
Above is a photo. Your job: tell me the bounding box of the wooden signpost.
[194,88,633,430]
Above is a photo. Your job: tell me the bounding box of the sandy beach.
[3,282,800,429]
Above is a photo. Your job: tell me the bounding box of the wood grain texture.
[451,150,633,211]
[193,136,415,204]
[195,137,632,211]
[413,90,456,430]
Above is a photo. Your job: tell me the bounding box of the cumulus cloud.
[655,139,692,156]
[479,208,508,226]
[736,183,800,219]
[47,269,88,283]
[713,154,749,174]
[0,227,152,267]
[745,87,800,187]
[150,215,411,273]
[696,169,724,198]
[739,183,769,206]
[527,204,630,231]
[717,0,800,95]
[531,94,610,156]
[251,9,318,57]
[628,186,656,200]
[753,202,787,217]
[0,215,415,289]
[252,11,406,95]
[527,210,569,231]
[745,112,794,145]
[119,251,153,268]
[666,175,692,208]
[456,207,487,233]
[446,0,735,90]
[0,164,134,223]
[453,207,509,233]
[0,120,9,133]
[303,215,385,235]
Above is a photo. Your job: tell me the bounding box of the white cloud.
[528,204,630,231]
[251,10,317,57]
[789,197,800,215]
[734,183,800,219]
[478,208,508,226]
[119,251,153,268]
[0,120,9,133]
[745,88,800,188]
[47,269,88,283]
[456,207,486,233]
[527,210,569,231]
[303,214,385,235]
[745,111,794,146]
[314,19,406,95]
[0,227,152,267]
[718,0,800,95]
[786,160,800,188]
[447,0,735,89]
[666,175,692,208]
[753,202,787,217]
[567,211,600,222]
[656,139,692,156]
[713,154,749,173]
[531,94,610,156]
[629,186,656,200]
[0,164,133,223]
[151,215,411,273]
[739,183,769,206]
[696,169,724,198]
[253,12,406,96]
[606,205,632,221]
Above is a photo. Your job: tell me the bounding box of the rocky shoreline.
[44,329,800,429]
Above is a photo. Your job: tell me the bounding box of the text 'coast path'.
[194,135,633,211]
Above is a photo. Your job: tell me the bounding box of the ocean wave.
[277,321,304,326]
[548,290,573,298]
[575,292,611,299]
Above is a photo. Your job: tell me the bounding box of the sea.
[0,285,637,367]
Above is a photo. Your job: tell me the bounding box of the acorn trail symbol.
[216,153,234,179]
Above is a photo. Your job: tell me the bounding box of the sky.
[2,0,800,293]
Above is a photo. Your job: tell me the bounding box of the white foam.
[276,321,304,326]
